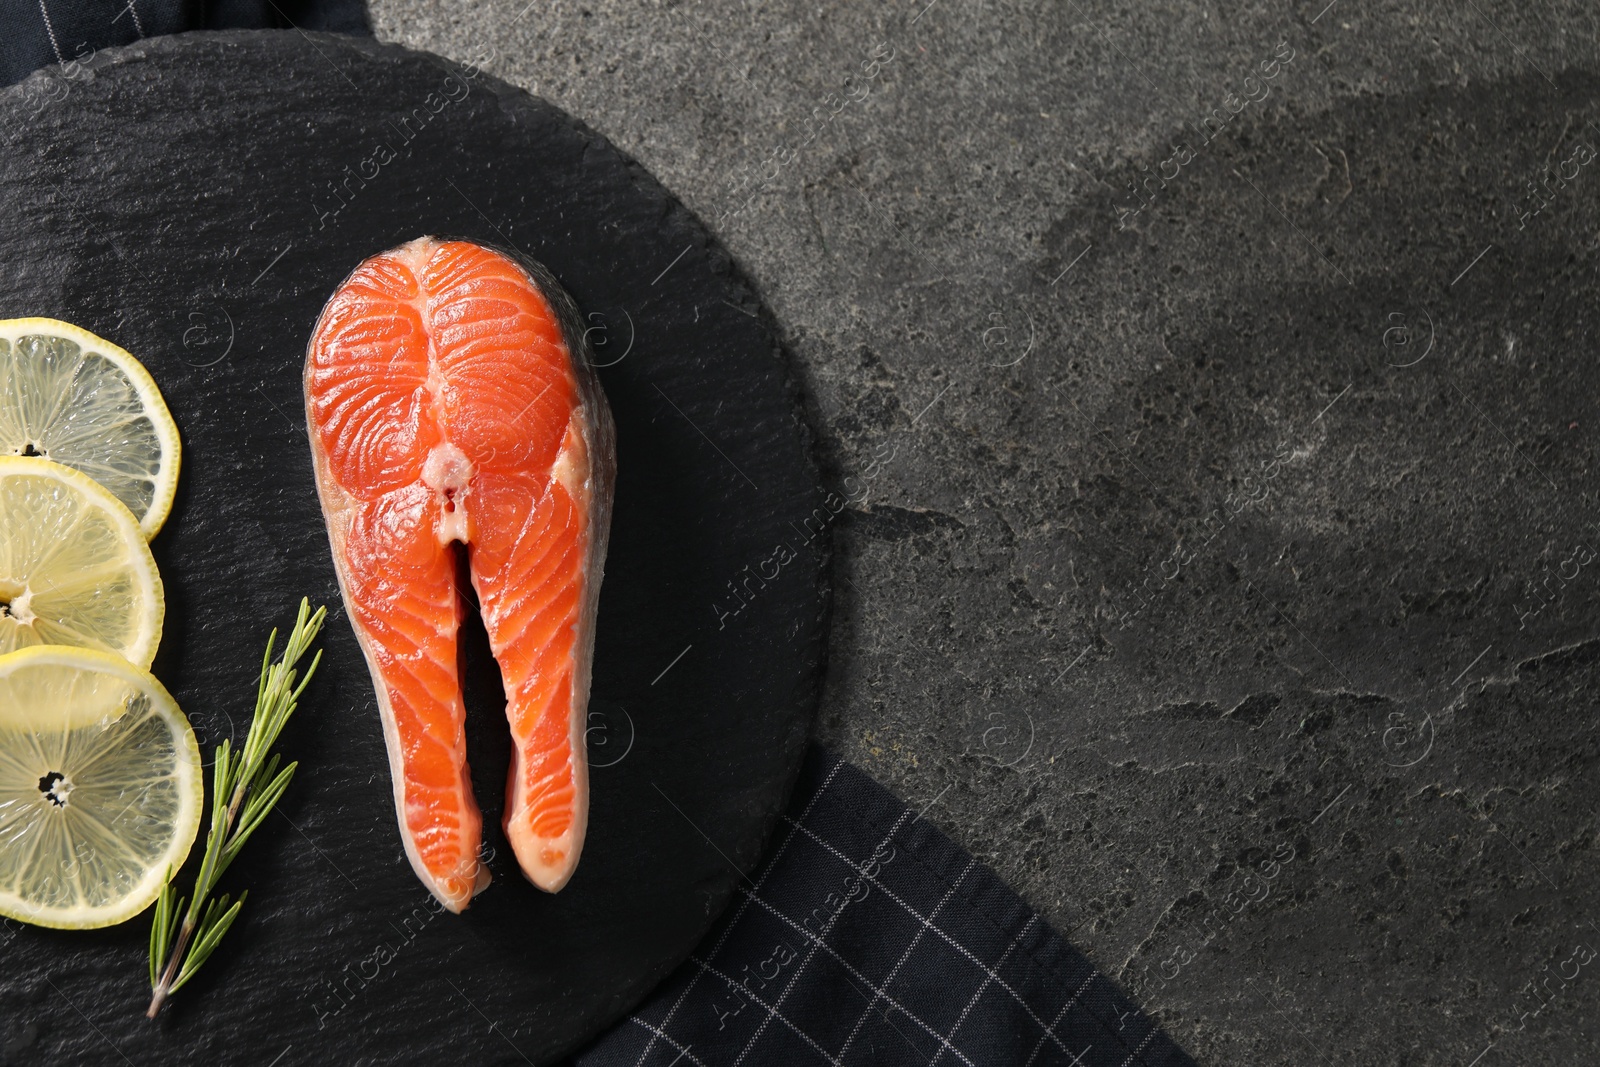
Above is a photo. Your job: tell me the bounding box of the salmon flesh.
[304,237,616,911]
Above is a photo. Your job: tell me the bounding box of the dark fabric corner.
[571,745,1199,1067]
[2,0,369,87]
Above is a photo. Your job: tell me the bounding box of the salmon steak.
[304,236,616,912]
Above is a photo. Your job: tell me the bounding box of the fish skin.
[305,236,615,911]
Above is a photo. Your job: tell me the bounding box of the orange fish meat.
[304,237,615,911]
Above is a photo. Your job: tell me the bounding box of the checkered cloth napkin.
[572,748,1197,1067]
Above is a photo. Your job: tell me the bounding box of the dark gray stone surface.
[364,2,1600,1064]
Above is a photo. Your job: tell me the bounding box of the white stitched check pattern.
[728,808,916,1066]
[630,759,847,1066]
[832,857,977,1063]
[597,754,1186,1067]
[731,884,980,1067]
[624,1018,707,1067]
[784,817,1103,1063]
[929,915,1038,1065]
[1024,969,1102,1067]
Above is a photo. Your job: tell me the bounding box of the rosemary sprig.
[146,597,326,1019]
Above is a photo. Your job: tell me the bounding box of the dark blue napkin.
[571,747,1196,1067]
[1,0,367,86]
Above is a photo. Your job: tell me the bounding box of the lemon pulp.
[0,318,181,538]
[0,646,202,929]
[0,456,164,668]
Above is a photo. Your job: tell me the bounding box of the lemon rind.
[0,646,202,930]
[0,317,182,539]
[0,455,165,669]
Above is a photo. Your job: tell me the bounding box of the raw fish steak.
[304,237,615,911]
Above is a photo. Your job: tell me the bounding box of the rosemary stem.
[147,913,196,1018]
[149,778,235,1017]
[226,777,249,835]
[144,598,325,1020]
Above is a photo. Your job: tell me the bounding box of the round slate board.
[0,30,826,1065]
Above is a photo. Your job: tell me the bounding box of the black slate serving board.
[0,30,826,1065]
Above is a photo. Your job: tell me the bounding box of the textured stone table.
[368,3,1600,1064]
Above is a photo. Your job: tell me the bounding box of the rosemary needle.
[147,597,326,1019]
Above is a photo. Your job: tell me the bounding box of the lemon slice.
[0,646,202,929]
[0,456,164,668]
[0,317,181,538]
